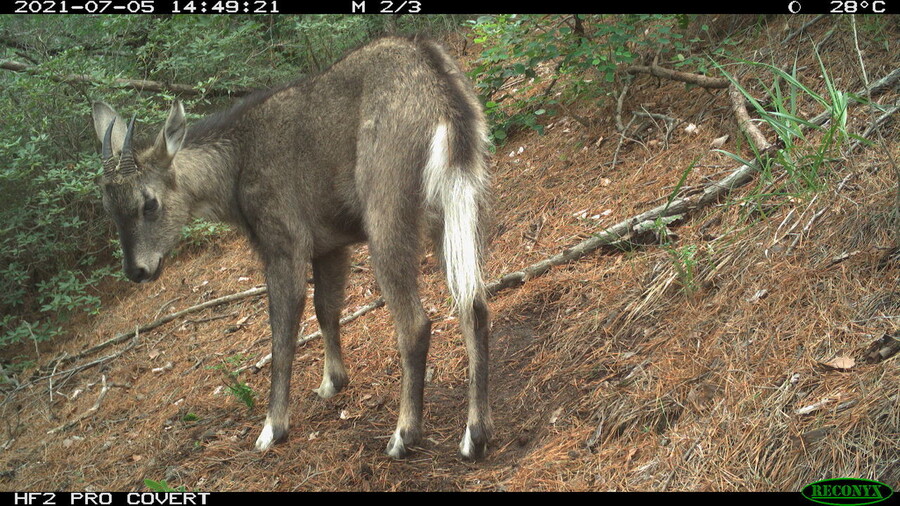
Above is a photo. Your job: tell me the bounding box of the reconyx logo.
[802,478,894,506]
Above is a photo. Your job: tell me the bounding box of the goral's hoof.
[385,427,419,459]
[459,425,489,461]
[254,420,287,451]
[313,370,348,399]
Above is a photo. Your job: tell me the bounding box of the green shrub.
[467,15,715,144]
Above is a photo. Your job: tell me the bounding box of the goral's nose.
[124,261,153,283]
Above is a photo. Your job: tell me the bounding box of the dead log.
[625,64,729,89]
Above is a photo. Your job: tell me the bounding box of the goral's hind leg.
[458,295,492,460]
[312,248,351,399]
[378,264,431,460]
[365,204,431,459]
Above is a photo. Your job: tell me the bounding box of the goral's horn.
[101,119,117,178]
[118,115,138,176]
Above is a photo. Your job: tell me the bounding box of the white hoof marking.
[314,377,338,399]
[459,426,475,458]
[385,428,406,459]
[255,421,275,451]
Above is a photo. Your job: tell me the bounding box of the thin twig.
[851,16,869,95]
[611,116,636,171]
[635,108,681,149]
[154,296,185,319]
[183,312,237,326]
[48,353,64,407]
[787,204,828,253]
[244,299,386,373]
[2,329,139,407]
[781,15,826,45]
[47,375,110,434]
[813,30,837,63]
[615,80,631,133]
[848,100,899,153]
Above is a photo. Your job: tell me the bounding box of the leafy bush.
[0,93,113,346]
[467,15,723,144]
[179,219,232,249]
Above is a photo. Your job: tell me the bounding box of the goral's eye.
[143,198,159,214]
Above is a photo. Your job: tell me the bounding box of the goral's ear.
[92,102,127,155]
[152,101,187,166]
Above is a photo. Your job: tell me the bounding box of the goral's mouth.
[127,256,166,283]
[143,257,165,283]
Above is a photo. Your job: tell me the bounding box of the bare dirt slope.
[1,16,898,491]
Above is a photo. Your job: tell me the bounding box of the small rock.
[748,289,769,303]
[710,134,729,148]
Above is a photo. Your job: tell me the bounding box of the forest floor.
[1,16,898,492]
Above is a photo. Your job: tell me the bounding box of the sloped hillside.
[1,16,898,491]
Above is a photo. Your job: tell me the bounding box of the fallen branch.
[0,60,254,98]
[625,64,729,89]
[46,285,266,371]
[486,165,758,295]
[728,83,773,152]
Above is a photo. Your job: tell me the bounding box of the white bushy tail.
[422,122,487,311]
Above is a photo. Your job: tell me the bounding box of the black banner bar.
[2,0,894,15]
[0,492,817,503]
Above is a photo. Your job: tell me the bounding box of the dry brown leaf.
[822,356,855,370]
